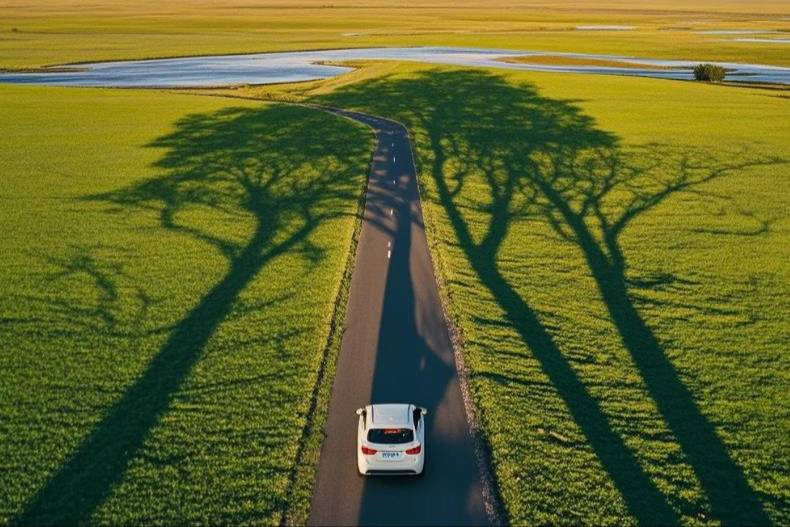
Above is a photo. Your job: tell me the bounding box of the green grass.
[1,3,788,524]
[308,64,790,525]
[0,85,372,525]
[1,0,789,69]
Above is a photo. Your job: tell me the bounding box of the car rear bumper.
[358,454,424,476]
[364,469,420,475]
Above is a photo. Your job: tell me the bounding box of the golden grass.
[1,0,789,69]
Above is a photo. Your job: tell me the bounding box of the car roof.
[369,403,411,427]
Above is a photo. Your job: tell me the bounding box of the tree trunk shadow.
[318,69,781,525]
[14,104,368,525]
[529,146,781,525]
[428,139,680,525]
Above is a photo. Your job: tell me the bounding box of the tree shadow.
[14,104,368,525]
[318,69,783,525]
[25,244,166,337]
[518,140,781,527]
[355,118,483,525]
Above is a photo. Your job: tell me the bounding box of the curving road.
[308,109,489,526]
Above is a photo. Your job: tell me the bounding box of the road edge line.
[401,122,508,527]
[280,107,376,527]
[310,104,508,526]
[122,91,503,526]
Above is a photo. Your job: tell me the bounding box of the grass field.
[1,0,789,70]
[1,2,789,525]
[300,64,790,525]
[0,85,372,525]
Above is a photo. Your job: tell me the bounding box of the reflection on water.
[1,46,789,87]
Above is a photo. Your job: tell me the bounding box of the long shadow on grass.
[15,104,367,525]
[357,122,480,525]
[320,69,779,525]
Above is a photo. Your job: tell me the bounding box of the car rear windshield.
[367,428,414,444]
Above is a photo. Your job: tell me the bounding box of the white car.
[356,403,427,476]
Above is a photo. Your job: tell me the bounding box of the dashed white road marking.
[393,155,396,163]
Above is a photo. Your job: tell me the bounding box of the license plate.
[381,451,401,460]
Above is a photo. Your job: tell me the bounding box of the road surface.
[308,110,489,526]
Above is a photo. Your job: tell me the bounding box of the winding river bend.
[2,46,789,87]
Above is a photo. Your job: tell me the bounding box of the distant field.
[300,63,790,525]
[1,0,789,69]
[0,85,371,525]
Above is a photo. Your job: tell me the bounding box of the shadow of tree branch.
[14,104,367,525]
[318,68,784,525]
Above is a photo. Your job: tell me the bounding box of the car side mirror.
[356,408,365,416]
[419,407,428,416]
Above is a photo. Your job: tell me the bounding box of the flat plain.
[2,0,790,69]
[0,1,788,525]
[0,86,372,524]
[308,63,789,525]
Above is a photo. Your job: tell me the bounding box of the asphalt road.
[308,110,489,526]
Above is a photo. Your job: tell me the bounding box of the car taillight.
[405,445,421,455]
[361,446,377,455]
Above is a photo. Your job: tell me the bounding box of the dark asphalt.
[308,110,488,526]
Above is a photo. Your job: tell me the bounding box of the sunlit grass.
[310,63,790,525]
[1,1,788,522]
[1,0,789,69]
[0,85,372,525]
